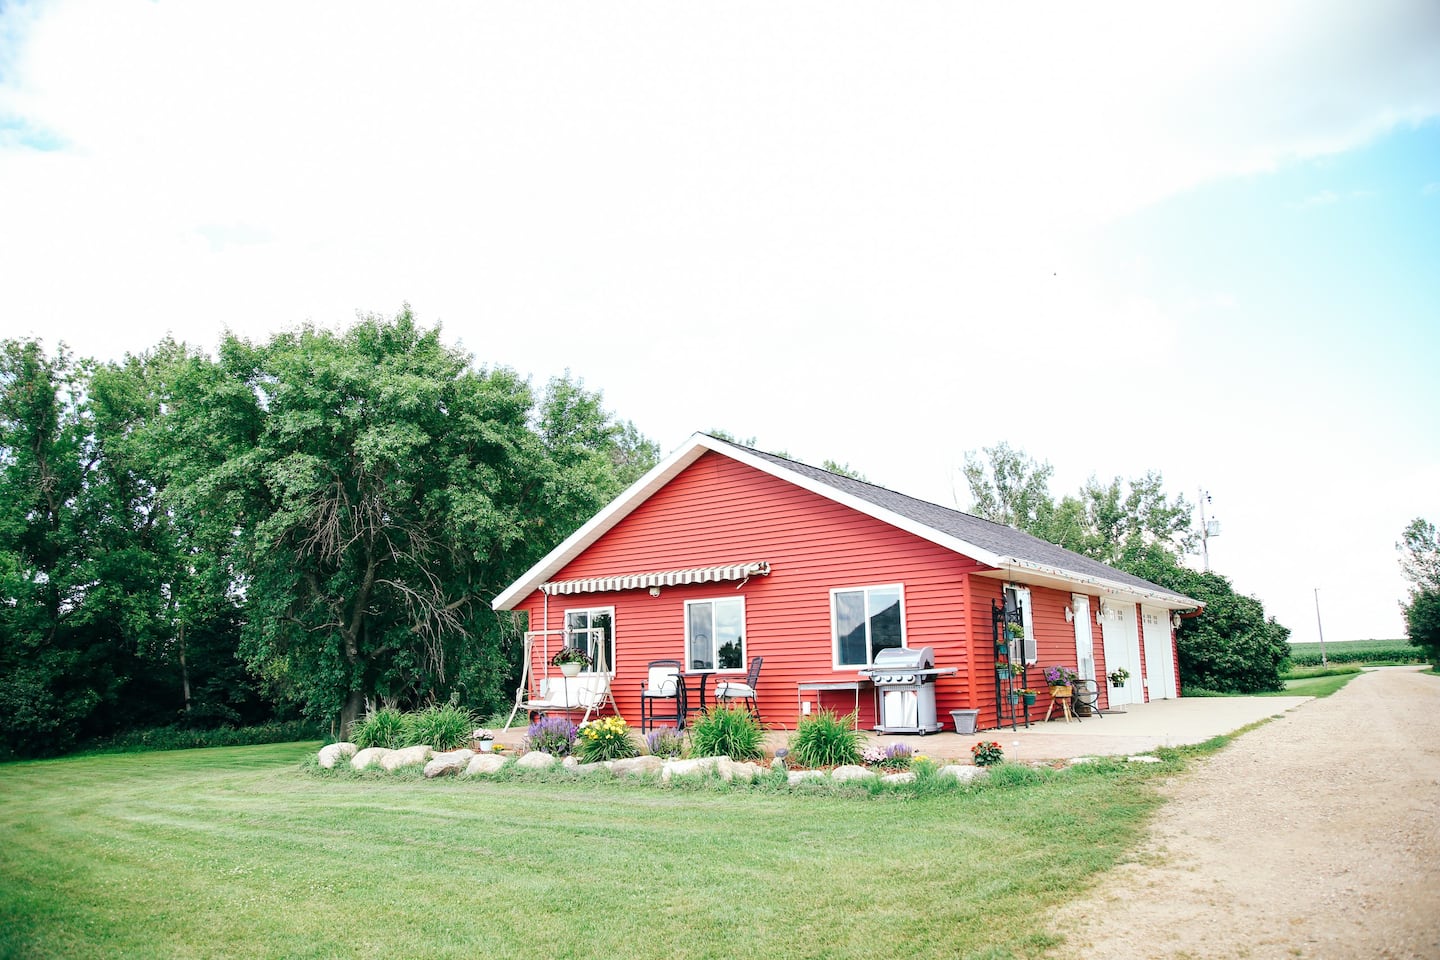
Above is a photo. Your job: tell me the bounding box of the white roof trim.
[492,433,1201,611]
[541,561,771,596]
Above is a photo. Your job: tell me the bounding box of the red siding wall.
[515,452,991,729]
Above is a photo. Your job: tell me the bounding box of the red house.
[493,434,1202,732]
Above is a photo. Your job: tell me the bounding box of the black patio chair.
[713,656,762,717]
[639,659,683,732]
[1072,678,1102,719]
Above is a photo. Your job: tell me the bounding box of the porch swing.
[503,626,619,731]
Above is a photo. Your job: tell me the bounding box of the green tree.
[962,443,1287,693]
[160,309,651,735]
[1398,517,1440,666]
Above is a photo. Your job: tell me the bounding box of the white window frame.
[562,606,615,674]
[684,596,747,673]
[830,583,907,669]
[1004,584,1037,665]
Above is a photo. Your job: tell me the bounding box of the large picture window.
[685,597,746,672]
[832,584,904,667]
[563,607,614,672]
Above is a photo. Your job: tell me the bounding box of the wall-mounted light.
[648,586,661,598]
[1171,612,1181,629]
[1064,606,1074,622]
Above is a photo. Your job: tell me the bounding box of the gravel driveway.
[1052,666,1439,959]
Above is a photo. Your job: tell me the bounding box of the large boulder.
[380,745,433,771]
[318,742,356,769]
[609,755,664,777]
[881,771,916,784]
[787,770,827,785]
[661,756,720,782]
[516,751,557,770]
[423,749,474,779]
[351,747,391,770]
[464,754,508,776]
[830,764,876,782]
[937,764,986,782]
[716,757,763,782]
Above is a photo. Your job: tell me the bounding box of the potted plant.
[1108,666,1130,688]
[472,728,495,753]
[551,646,593,677]
[1043,665,1078,696]
[1018,688,1039,707]
[1007,688,1021,705]
[1004,621,1025,641]
[995,660,1014,678]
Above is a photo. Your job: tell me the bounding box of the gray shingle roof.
[728,439,1196,604]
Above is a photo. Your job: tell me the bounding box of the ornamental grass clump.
[576,716,640,763]
[788,710,863,768]
[687,704,764,761]
[526,716,578,756]
[644,726,685,759]
[352,707,408,749]
[405,703,476,751]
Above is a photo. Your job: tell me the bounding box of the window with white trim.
[832,584,905,667]
[685,597,746,671]
[563,607,614,673]
[1004,585,1037,664]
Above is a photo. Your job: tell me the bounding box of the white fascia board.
[490,435,715,610]
[974,561,1203,610]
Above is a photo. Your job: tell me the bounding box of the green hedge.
[1285,639,1421,667]
[72,721,325,757]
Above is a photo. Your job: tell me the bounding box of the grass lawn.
[0,742,1176,960]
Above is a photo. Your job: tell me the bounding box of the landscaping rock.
[787,770,827,785]
[380,745,433,771]
[937,764,986,782]
[881,771,916,784]
[661,756,720,782]
[1126,755,1162,763]
[463,754,508,776]
[1069,757,1098,765]
[561,755,579,768]
[609,755,664,777]
[830,764,876,782]
[423,750,474,778]
[770,756,786,772]
[516,751,557,770]
[318,742,356,768]
[350,747,391,770]
[719,759,764,782]
[573,761,609,774]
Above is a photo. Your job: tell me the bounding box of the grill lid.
[870,646,934,670]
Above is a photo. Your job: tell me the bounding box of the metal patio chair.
[713,656,762,717]
[639,659,683,732]
[1072,678,1103,719]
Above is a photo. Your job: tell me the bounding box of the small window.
[685,597,746,671]
[832,584,904,667]
[1004,585,1037,664]
[563,607,614,672]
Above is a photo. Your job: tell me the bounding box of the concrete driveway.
[785,695,1315,762]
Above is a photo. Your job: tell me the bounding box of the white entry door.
[1141,606,1176,700]
[1072,594,1095,681]
[1100,600,1142,706]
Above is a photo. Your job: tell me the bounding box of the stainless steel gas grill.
[859,646,958,735]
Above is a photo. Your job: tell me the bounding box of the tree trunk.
[338,688,367,741]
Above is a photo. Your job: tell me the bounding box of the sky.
[2,1,1437,645]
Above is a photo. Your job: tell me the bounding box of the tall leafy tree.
[160,309,653,734]
[1398,517,1440,666]
[962,442,1287,692]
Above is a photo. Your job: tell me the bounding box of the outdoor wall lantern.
[648,586,662,597]
[1064,606,1074,622]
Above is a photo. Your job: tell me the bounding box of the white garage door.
[1100,599,1143,706]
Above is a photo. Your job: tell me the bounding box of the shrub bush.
[405,703,476,751]
[352,707,409,749]
[644,726,684,758]
[75,721,323,756]
[576,716,640,763]
[687,704,764,761]
[526,716,578,756]
[788,710,862,768]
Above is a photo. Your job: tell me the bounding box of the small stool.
[1044,688,1074,723]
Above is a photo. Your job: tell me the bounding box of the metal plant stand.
[992,598,1030,730]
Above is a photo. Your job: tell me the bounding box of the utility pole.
[1314,587,1328,668]
[1198,489,1220,572]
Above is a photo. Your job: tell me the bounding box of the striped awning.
[540,561,771,596]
